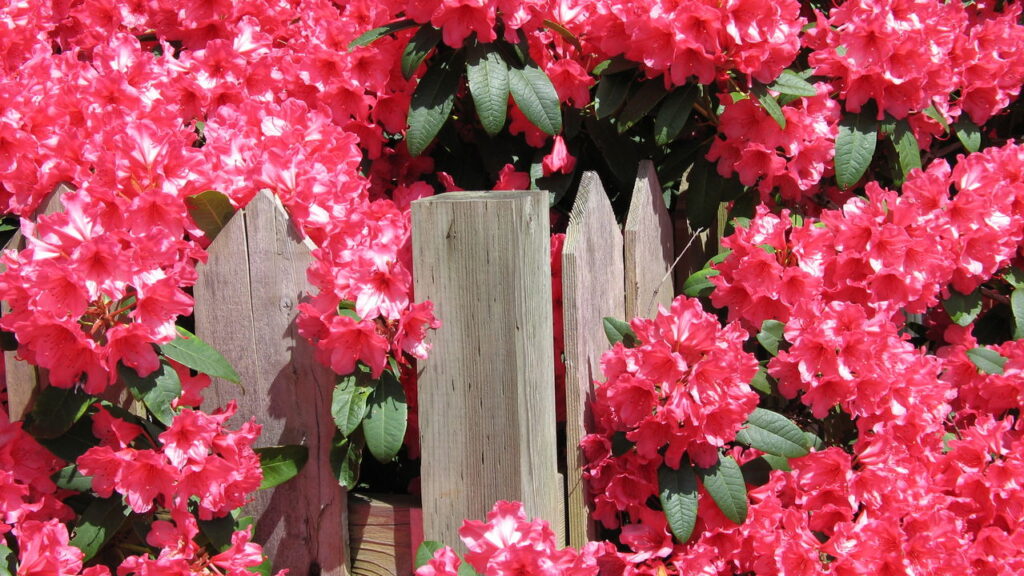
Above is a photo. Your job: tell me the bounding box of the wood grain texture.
[348,494,421,576]
[193,190,347,576]
[412,190,562,553]
[4,184,69,421]
[560,172,624,546]
[624,161,674,319]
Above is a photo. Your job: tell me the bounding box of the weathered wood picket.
[2,164,719,575]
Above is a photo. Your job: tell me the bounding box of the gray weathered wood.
[193,190,348,576]
[561,172,623,547]
[412,190,562,552]
[348,494,421,576]
[4,184,70,421]
[624,161,675,318]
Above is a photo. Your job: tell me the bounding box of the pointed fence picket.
[2,163,722,576]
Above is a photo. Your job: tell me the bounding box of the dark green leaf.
[750,368,771,394]
[1004,266,1024,288]
[804,432,825,451]
[466,43,510,137]
[160,326,240,382]
[835,110,878,189]
[762,454,791,471]
[594,73,631,120]
[753,84,785,129]
[247,557,273,576]
[256,445,309,490]
[459,563,482,576]
[27,386,94,439]
[402,25,442,80]
[584,115,639,190]
[329,429,364,489]
[186,190,235,241]
[348,19,418,50]
[734,408,810,458]
[119,361,182,427]
[332,374,374,437]
[682,267,719,299]
[199,513,237,552]
[923,104,950,132]
[696,455,748,524]
[362,371,408,463]
[69,496,131,561]
[507,61,562,135]
[740,456,773,486]
[35,418,99,462]
[591,57,637,76]
[756,320,786,356]
[617,81,668,133]
[407,53,463,156]
[658,461,698,543]
[0,543,13,576]
[602,317,638,348]
[53,465,92,492]
[654,85,699,146]
[943,288,984,327]
[416,541,446,569]
[770,70,818,97]
[684,158,724,229]
[955,117,981,153]
[1012,287,1024,340]
[967,347,1007,375]
[890,119,921,181]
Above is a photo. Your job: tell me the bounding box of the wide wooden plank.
[4,184,70,421]
[561,172,624,546]
[349,493,422,576]
[194,190,347,576]
[624,161,674,318]
[412,190,562,552]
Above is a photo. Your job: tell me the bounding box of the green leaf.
[967,347,1007,375]
[591,57,637,76]
[402,25,442,80]
[752,84,785,129]
[923,104,950,132]
[35,418,99,462]
[1004,266,1024,288]
[248,557,273,576]
[54,464,93,492]
[739,456,773,486]
[69,496,131,561]
[617,81,668,133]
[955,117,981,152]
[890,119,921,180]
[541,19,583,53]
[332,374,374,437]
[943,288,984,327]
[416,541,446,569]
[658,461,699,543]
[329,429,364,489]
[682,267,719,299]
[762,453,791,471]
[0,543,13,576]
[507,61,562,135]
[734,408,810,459]
[119,361,182,427]
[696,455,748,524]
[770,70,818,97]
[466,43,510,137]
[602,317,638,348]
[835,110,878,189]
[749,368,772,394]
[199,513,237,552]
[27,386,94,439]
[684,157,724,230]
[186,190,235,241]
[1012,286,1024,340]
[348,19,418,50]
[756,320,785,356]
[256,445,309,490]
[594,73,631,120]
[458,563,482,576]
[407,52,463,156]
[160,326,240,383]
[362,371,408,463]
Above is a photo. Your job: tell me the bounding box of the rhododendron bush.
[2,0,1024,573]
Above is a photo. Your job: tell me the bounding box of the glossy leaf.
[835,110,878,189]
[330,429,364,490]
[160,326,240,382]
[770,70,817,97]
[256,445,309,490]
[684,158,724,229]
[415,541,446,569]
[348,19,417,50]
[967,347,1007,375]
[890,120,921,180]
[594,72,631,120]
[923,104,950,132]
[1012,286,1024,340]
[186,190,235,241]
[402,25,442,80]
[734,408,810,459]
[0,543,12,576]
[27,386,93,439]
[654,85,698,146]
[658,461,699,543]
[507,61,562,135]
[682,267,719,298]
[199,513,237,552]
[756,320,785,356]
[407,53,463,156]
[363,371,408,463]
[943,288,983,327]
[466,43,510,136]
[603,317,638,348]
[617,81,668,133]
[119,361,182,427]
[332,373,374,437]
[753,84,785,129]
[54,464,92,492]
[69,496,131,561]
[696,455,748,524]
[955,117,981,153]
[749,368,771,394]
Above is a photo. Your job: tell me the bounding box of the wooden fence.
[2,161,719,574]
